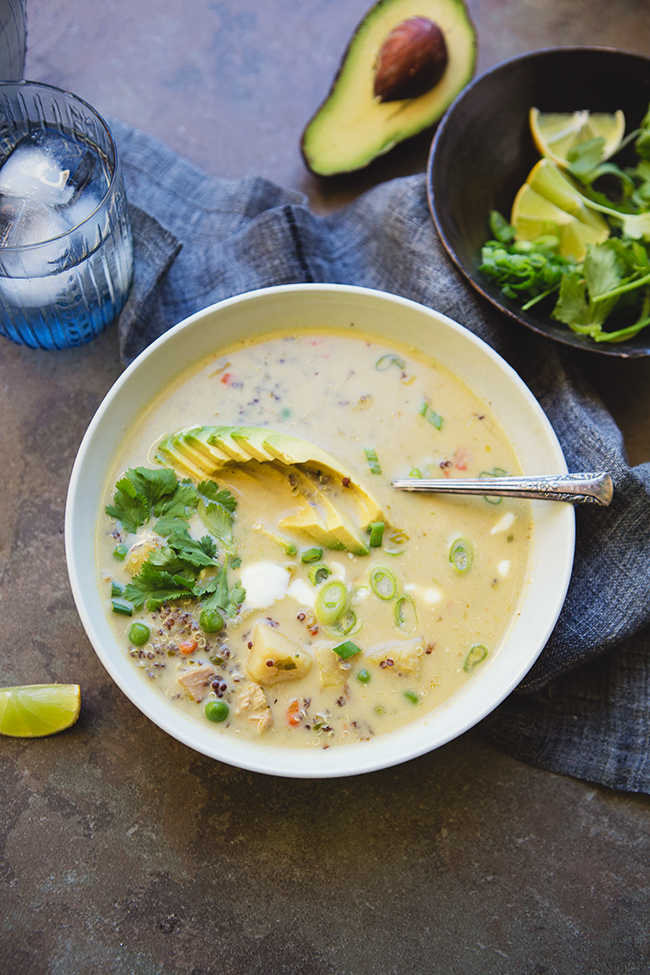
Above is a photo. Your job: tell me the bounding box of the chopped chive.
[113,543,128,561]
[369,563,398,601]
[112,597,133,617]
[364,448,382,475]
[301,547,323,563]
[111,580,124,598]
[308,562,332,585]
[450,537,474,574]
[375,354,405,371]
[404,690,419,705]
[394,594,418,634]
[367,522,385,548]
[356,668,371,684]
[333,640,362,659]
[315,579,350,625]
[464,644,488,673]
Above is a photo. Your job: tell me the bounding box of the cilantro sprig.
[107,467,245,615]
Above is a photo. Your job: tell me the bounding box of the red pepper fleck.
[286,699,302,726]
[220,372,232,384]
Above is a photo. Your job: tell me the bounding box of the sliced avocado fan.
[156,425,386,556]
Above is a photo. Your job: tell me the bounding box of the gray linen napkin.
[111,119,650,794]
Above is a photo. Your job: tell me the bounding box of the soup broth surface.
[98,328,532,748]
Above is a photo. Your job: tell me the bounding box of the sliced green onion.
[449,537,474,574]
[419,402,443,430]
[326,609,360,638]
[375,354,405,371]
[315,580,350,625]
[366,522,385,548]
[284,543,298,556]
[113,543,128,561]
[301,547,323,563]
[464,644,488,673]
[404,690,419,705]
[394,594,418,634]
[479,468,509,505]
[333,640,362,659]
[308,562,331,586]
[364,448,382,475]
[112,597,133,617]
[356,668,371,684]
[408,468,421,478]
[111,580,124,598]
[369,563,398,601]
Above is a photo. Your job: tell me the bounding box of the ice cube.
[0,194,61,247]
[0,129,96,207]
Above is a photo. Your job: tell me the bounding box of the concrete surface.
[1,2,650,973]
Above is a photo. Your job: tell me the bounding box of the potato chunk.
[364,638,424,676]
[245,622,312,686]
[313,641,347,688]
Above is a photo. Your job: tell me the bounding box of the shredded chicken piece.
[236,681,273,733]
[177,665,216,702]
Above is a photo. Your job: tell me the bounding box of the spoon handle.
[392,472,613,506]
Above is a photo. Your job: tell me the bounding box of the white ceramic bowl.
[65,284,574,778]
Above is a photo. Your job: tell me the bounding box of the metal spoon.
[392,472,613,506]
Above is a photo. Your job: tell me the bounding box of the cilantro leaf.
[106,467,179,533]
[196,560,245,618]
[197,480,238,555]
[123,563,196,611]
[154,480,199,520]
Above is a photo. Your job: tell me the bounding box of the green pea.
[128,622,150,646]
[200,608,224,633]
[356,668,371,685]
[205,700,229,723]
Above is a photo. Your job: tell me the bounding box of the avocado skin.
[301,0,477,177]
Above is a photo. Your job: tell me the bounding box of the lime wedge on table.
[511,158,610,261]
[0,683,81,737]
[530,107,625,168]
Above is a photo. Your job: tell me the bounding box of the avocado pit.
[374,17,448,102]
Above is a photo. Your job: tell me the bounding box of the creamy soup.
[98,329,532,748]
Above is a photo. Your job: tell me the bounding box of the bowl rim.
[65,283,575,778]
[427,45,650,359]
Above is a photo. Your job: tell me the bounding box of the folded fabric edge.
[118,203,183,365]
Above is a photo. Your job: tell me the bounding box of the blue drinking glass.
[0,80,134,349]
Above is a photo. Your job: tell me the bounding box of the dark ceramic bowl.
[428,47,650,358]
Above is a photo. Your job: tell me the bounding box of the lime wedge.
[511,159,610,261]
[0,683,81,737]
[530,107,625,168]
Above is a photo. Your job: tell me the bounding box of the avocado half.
[301,0,477,177]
